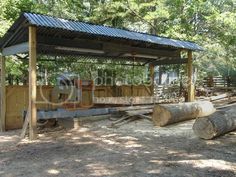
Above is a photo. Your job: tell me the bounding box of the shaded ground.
[0,119,235,177]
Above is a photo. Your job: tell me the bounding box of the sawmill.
[52,73,94,108]
[0,12,235,143]
[0,0,236,175]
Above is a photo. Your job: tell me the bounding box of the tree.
[0,0,235,85]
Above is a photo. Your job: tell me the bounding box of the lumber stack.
[193,107,236,139]
[93,96,158,105]
[152,101,215,126]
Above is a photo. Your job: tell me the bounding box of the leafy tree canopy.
[0,0,235,84]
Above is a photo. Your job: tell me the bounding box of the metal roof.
[0,13,203,51]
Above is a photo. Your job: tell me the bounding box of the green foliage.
[0,0,235,84]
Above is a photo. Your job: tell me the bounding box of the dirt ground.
[0,118,235,177]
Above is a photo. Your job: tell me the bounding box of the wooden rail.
[203,76,236,88]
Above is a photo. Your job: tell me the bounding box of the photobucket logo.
[36,72,155,106]
[94,74,154,86]
[37,73,80,106]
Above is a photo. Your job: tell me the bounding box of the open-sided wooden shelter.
[0,13,202,139]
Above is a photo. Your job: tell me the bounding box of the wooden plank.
[94,96,158,105]
[144,85,152,96]
[210,93,232,101]
[0,55,6,132]
[136,114,152,120]
[29,26,37,140]
[187,51,195,102]
[2,42,29,56]
[37,108,112,120]
[5,85,54,130]
[115,105,154,112]
[20,110,29,139]
[151,58,187,65]
[125,109,153,116]
[37,106,154,120]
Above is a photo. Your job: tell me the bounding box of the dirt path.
[0,119,235,177]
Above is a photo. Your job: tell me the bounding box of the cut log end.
[152,106,171,126]
[193,108,236,140]
[152,101,215,127]
[193,118,215,139]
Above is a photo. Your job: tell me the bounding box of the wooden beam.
[29,26,37,140]
[187,51,195,102]
[0,55,6,132]
[149,64,155,96]
[103,43,180,58]
[37,44,148,62]
[37,108,111,120]
[151,58,187,66]
[2,42,29,56]
[37,36,180,58]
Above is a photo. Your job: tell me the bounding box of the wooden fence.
[4,85,152,130]
[203,76,236,88]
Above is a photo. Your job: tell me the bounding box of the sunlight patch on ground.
[101,139,120,145]
[117,136,138,140]
[177,159,236,171]
[149,160,163,165]
[156,159,236,170]
[74,141,94,145]
[147,169,161,174]
[76,127,89,132]
[71,136,81,140]
[101,133,118,138]
[0,136,16,143]
[75,159,81,162]
[149,158,236,171]
[86,163,117,176]
[47,169,60,175]
[167,151,202,158]
[124,140,142,148]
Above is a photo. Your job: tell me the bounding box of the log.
[193,108,236,139]
[210,93,232,101]
[152,101,215,126]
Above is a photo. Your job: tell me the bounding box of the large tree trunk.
[193,107,236,139]
[152,101,215,126]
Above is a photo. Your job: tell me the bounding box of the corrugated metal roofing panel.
[23,13,203,51]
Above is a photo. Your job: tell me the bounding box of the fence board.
[5,85,151,130]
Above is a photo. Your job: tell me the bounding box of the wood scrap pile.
[108,105,153,127]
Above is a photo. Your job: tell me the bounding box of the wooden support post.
[187,50,195,102]
[0,55,6,132]
[149,64,155,96]
[29,26,37,140]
